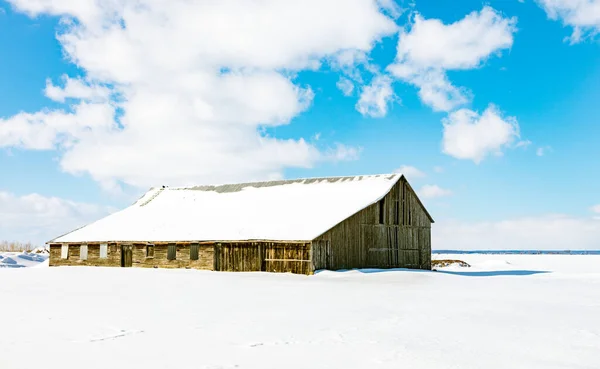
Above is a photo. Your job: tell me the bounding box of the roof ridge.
[165,172,400,191]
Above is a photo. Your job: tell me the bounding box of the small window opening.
[80,244,88,260]
[378,198,385,224]
[99,244,108,259]
[146,244,155,258]
[167,244,176,260]
[61,244,69,259]
[190,244,199,261]
[394,200,400,225]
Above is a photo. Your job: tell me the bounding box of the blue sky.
[0,0,599,249]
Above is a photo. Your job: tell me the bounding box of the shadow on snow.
[435,270,550,277]
[315,268,550,277]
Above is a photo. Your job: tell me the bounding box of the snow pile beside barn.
[0,251,48,268]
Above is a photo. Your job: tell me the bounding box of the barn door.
[363,225,391,268]
[121,245,133,267]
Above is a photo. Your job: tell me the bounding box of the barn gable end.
[312,176,433,271]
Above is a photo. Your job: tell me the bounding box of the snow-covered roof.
[51,173,417,243]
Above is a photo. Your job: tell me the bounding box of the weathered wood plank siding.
[49,244,121,267]
[312,177,432,271]
[50,241,312,274]
[215,242,311,274]
[49,242,214,270]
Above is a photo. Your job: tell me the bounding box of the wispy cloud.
[418,184,453,199]
[394,165,426,179]
[536,146,553,156]
[536,0,600,43]
[434,214,600,250]
[0,191,114,245]
[356,75,396,118]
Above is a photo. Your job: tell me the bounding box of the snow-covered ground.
[1,254,598,369]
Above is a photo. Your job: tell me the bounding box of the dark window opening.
[167,244,176,260]
[378,198,385,224]
[190,244,199,261]
[394,200,400,225]
[146,244,155,258]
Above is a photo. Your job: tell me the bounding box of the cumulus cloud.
[2,0,397,188]
[418,184,452,199]
[442,105,520,163]
[388,6,517,111]
[536,0,600,43]
[356,75,396,117]
[394,165,426,179]
[434,214,600,250]
[591,204,600,216]
[0,191,114,245]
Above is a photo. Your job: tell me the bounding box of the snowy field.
[1,254,599,369]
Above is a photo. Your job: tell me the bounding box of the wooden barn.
[48,173,434,274]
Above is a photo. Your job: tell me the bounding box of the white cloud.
[536,0,600,43]
[2,0,397,188]
[356,75,396,117]
[395,7,517,70]
[434,214,600,250]
[433,166,444,173]
[336,77,355,96]
[388,6,517,111]
[394,165,426,179]
[442,105,520,163]
[418,184,452,199]
[0,191,114,245]
[591,204,600,214]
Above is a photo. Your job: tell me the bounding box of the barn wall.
[312,177,432,271]
[49,241,311,274]
[49,243,120,267]
[49,242,214,270]
[130,243,214,269]
[215,242,311,274]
